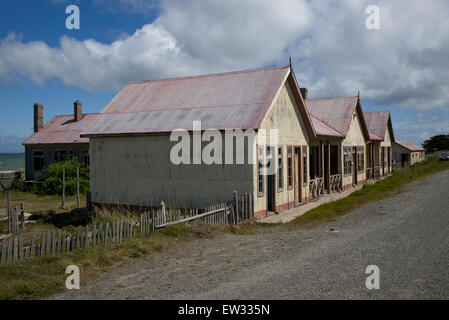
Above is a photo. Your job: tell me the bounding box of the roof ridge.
[305,96,358,101]
[129,65,290,84]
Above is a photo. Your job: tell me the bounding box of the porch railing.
[309,177,325,199]
[366,167,373,179]
[329,174,342,192]
[374,166,381,179]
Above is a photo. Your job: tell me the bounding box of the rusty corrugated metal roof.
[82,66,293,137]
[364,111,391,142]
[23,113,99,145]
[310,115,344,138]
[305,96,370,141]
[395,141,425,152]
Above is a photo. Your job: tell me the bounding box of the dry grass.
[0,191,86,216]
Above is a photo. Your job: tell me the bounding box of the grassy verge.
[0,153,448,300]
[0,222,225,300]
[287,153,449,228]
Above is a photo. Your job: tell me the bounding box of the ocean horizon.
[0,153,25,171]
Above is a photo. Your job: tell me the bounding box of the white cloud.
[0,0,448,115]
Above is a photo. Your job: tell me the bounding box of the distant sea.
[0,153,25,171]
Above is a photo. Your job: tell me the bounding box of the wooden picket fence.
[7,202,25,234]
[0,192,254,265]
[0,220,137,265]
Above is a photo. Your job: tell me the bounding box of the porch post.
[371,143,375,179]
[327,141,331,194]
[320,141,324,178]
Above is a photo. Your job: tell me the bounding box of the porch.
[308,141,342,200]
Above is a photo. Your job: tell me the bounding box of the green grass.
[0,153,448,300]
[287,153,449,228]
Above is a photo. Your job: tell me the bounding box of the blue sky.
[0,0,448,152]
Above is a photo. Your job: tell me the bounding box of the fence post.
[61,166,65,209]
[233,191,239,225]
[76,167,80,209]
[20,202,25,231]
[7,190,10,213]
[160,201,166,225]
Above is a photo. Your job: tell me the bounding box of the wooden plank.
[13,237,18,261]
[84,226,88,248]
[40,233,45,257]
[20,202,25,231]
[1,239,6,264]
[46,231,51,256]
[51,231,56,255]
[18,236,23,260]
[7,238,12,263]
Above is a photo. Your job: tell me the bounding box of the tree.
[422,134,449,153]
[38,158,89,196]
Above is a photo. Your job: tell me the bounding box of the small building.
[82,66,317,217]
[393,141,425,167]
[304,95,371,195]
[22,101,98,181]
[363,111,395,179]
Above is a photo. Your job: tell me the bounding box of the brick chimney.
[34,103,43,133]
[74,100,82,121]
[300,87,308,100]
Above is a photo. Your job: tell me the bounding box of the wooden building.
[304,94,371,199]
[363,111,395,179]
[393,141,425,167]
[22,101,98,181]
[81,66,320,218]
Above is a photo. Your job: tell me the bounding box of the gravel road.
[52,170,449,300]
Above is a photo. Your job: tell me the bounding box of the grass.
[0,152,448,300]
[0,191,86,216]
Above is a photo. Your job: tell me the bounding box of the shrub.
[38,158,89,196]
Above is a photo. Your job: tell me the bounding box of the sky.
[0,0,448,152]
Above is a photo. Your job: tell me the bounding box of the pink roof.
[395,141,425,152]
[364,111,393,142]
[82,66,295,137]
[23,113,99,145]
[305,96,370,140]
[310,115,344,138]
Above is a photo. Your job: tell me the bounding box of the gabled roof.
[23,113,99,145]
[395,141,425,152]
[305,96,370,141]
[309,115,344,138]
[364,110,395,142]
[81,66,315,138]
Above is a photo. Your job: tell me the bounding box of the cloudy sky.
[0,0,448,152]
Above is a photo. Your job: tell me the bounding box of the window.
[69,150,74,160]
[303,147,307,185]
[33,150,44,171]
[83,151,90,166]
[257,146,264,196]
[344,146,352,175]
[277,147,283,191]
[287,146,293,189]
[357,146,364,172]
[60,150,67,161]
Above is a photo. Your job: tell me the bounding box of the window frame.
[32,149,44,171]
[287,146,293,190]
[277,146,284,192]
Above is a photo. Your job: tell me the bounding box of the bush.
[38,158,89,196]
[10,171,28,192]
